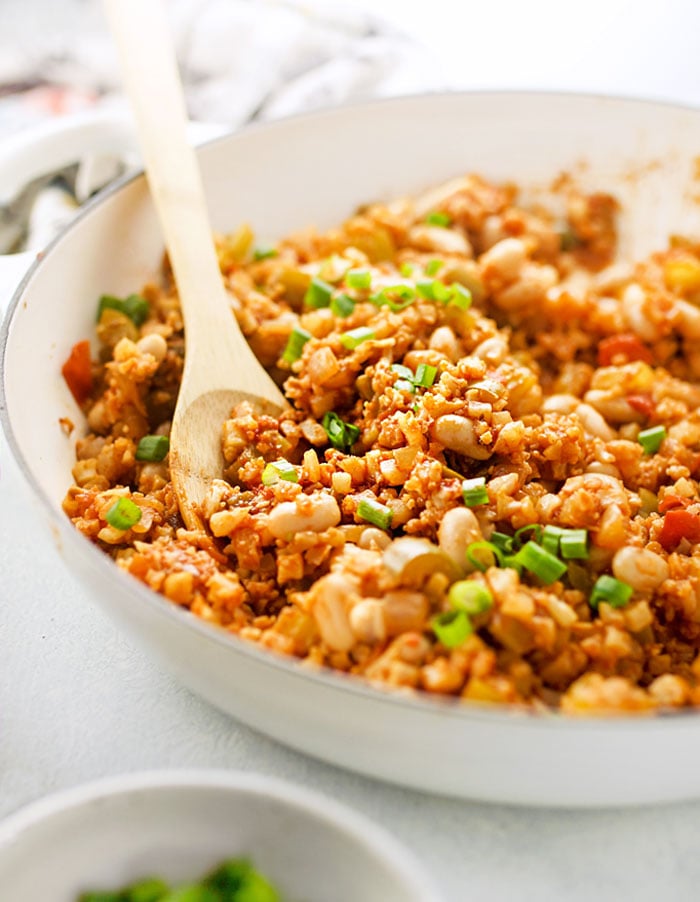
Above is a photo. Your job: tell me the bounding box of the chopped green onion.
[416,279,472,310]
[105,497,142,531]
[503,554,524,576]
[253,246,278,261]
[399,262,415,277]
[541,524,589,559]
[416,280,436,299]
[462,477,489,507]
[135,434,170,462]
[330,293,356,318]
[281,326,312,363]
[514,524,543,548]
[123,878,171,902]
[541,524,566,555]
[357,497,393,530]
[304,277,334,308]
[466,541,505,572]
[391,363,414,381]
[391,364,416,394]
[97,293,150,327]
[448,283,472,310]
[425,211,452,227]
[512,540,567,585]
[589,574,633,610]
[97,294,123,319]
[559,529,589,560]
[371,284,416,312]
[414,363,437,387]
[425,259,444,276]
[346,268,372,290]
[432,280,452,303]
[122,294,150,326]
[490,532,515,554]
[416,278,450,302]
[448,580,493,616]
[431,609,472,648]
[340,326,375,350]
[205,858,280,902]
[322,411,360,452]
[638,425,666,455]
[261,459,299,486]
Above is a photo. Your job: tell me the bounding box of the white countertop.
[3,432,700,902]
[4,1,700,900]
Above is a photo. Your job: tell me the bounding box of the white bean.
[612,546,669,593]
[472,335,508,365]
[383,590,430,635]
[480,237,527,283]
[268,492,340,539]
[309,573,356,652]
[429,325,461,362]
[542,394,579,415]
[136,332,168,362]
[438,506,483,569]
[675,299,700,340]
[574,402,616,440]
[349,599,387,643]
[621,283,657,342]
[408,224,472,256]
[432,414,492,459]
[358,527,392,550]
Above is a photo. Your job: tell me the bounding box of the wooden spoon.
[104,0,287,530]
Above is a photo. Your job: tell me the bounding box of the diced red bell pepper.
[658,494,690,515]
[598,334,654,367]
[61,340,93,406]
[658,508,700,550]
[627,393,655,418]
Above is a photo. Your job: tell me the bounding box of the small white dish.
[0,769,443,901]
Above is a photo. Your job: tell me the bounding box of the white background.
[3,2,700,901]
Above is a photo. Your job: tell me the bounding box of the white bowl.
[0,770,442,901]
[4,92,700,807]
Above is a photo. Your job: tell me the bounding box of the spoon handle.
[103,0,246,382]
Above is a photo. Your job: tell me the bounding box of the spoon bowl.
[105,0,287,529]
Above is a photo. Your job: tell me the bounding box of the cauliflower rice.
[62,173,700,714]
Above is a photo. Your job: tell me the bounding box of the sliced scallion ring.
[339,326,375,350]
[105,497,142,531]
[431,609,472,647]
[448,580,493,616]
[304,277,334,308]
[357,498,393,530]
[346,269,372,290]
[135,435,170,462]
[589,574,633,610]
[261,460,299,486]
[413,363,437,387]
[512,541,566,585]
[322,411,360,452]
[330,293,355,318]
[462,477,489,508]
[281,326,312,363]
[559,529,589,560]
[466,541,505,572]
[425,211,452,227]
[637,425,666,455]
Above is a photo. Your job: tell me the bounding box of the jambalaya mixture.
[62,173,700,713]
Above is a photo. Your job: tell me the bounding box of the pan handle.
[0,110,226,315]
